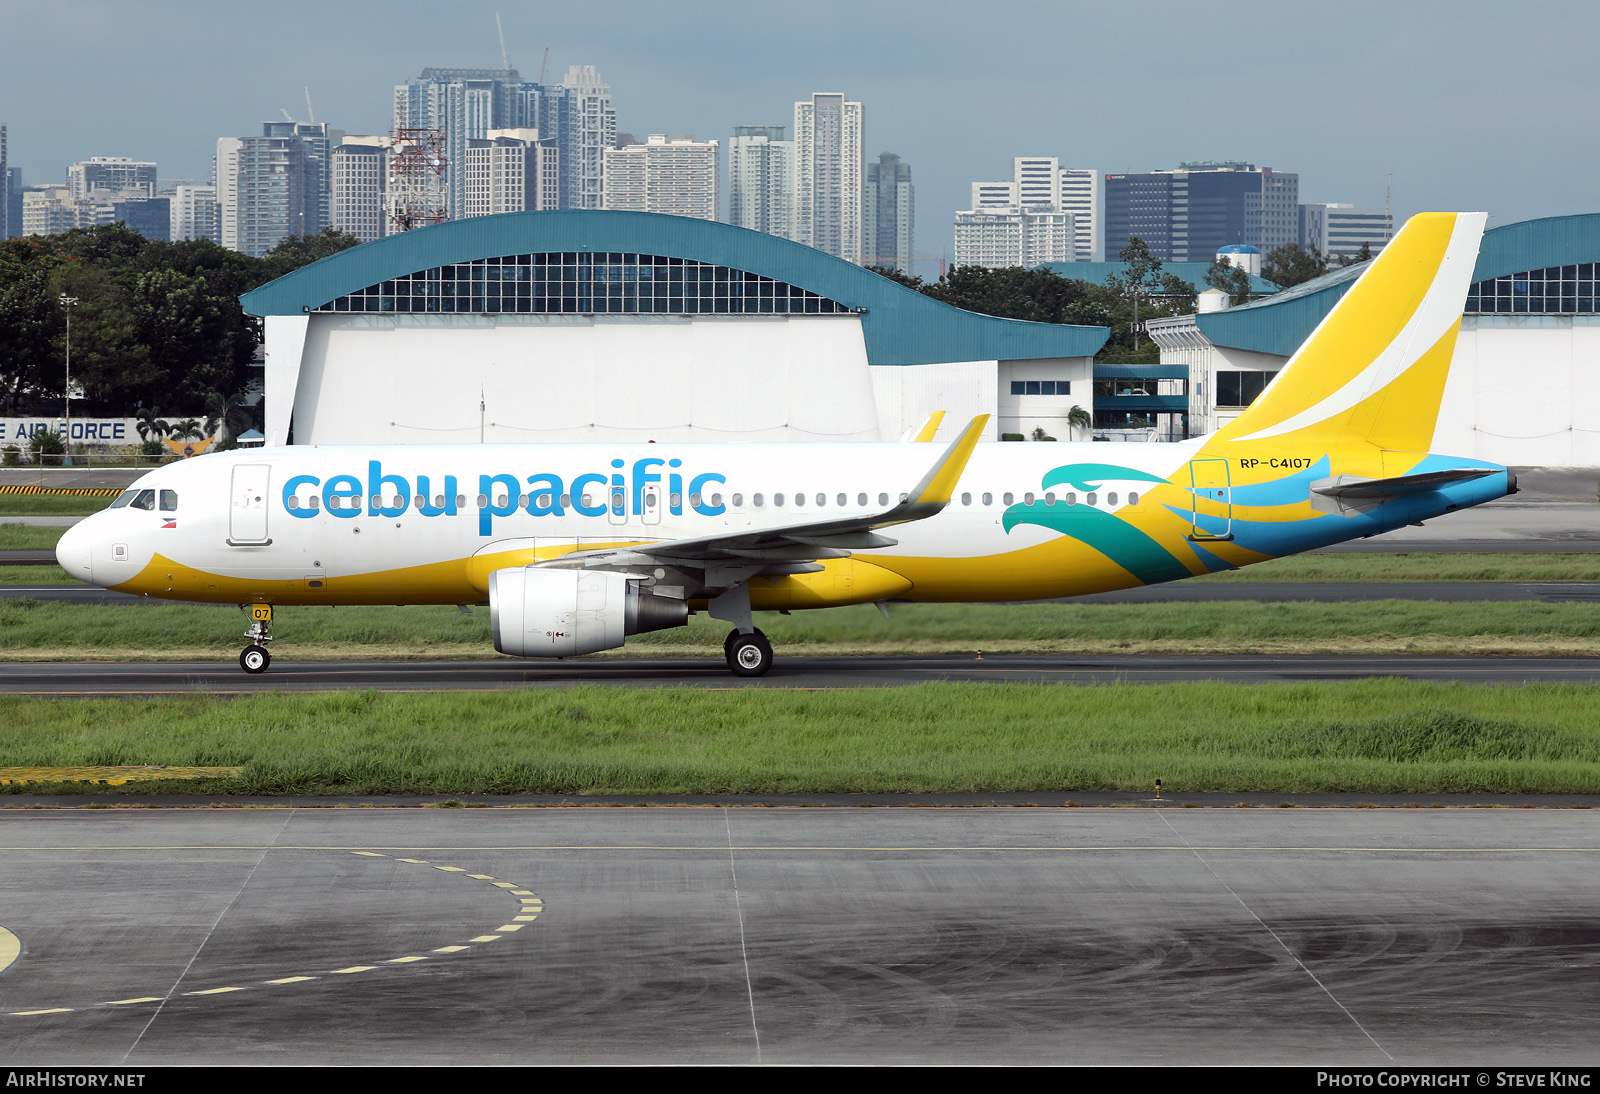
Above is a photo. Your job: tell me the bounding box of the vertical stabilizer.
[1214,211,1486,452]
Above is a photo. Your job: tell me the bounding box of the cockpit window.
[111,490,136,508]
[129,490,156,511]
[159,489,178,512]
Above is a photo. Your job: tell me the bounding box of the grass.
[7,598,1600,660]
[0,566,77,584]
[1194,552,1600,582]
[0,495,115,517]
[1,680,1598,795]
[0,524,66,551]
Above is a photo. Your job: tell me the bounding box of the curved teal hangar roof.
[1194,213,1600,356]
[240,210,1108,365]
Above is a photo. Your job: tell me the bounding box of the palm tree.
[170,418,204,442]
[135,408,170,442]
[1066,404,1092,441]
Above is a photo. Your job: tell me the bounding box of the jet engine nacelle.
[489,567,689,657]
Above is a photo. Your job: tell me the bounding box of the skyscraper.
[1103,162,1297,262]
[956,156,1075,268]
[330,138,389,242]
[1059,167,1103,261]
[394,64,613,218]
[169,184,220,244]
[67,156,157,201]
[603,135,718,221]
[463,129,559,218]
[216,122,330,257]
[793,92,864,262]
[560,65,615,211]
[727,125,793,238]
[863,152,914,271]
[1299,203,1392,262]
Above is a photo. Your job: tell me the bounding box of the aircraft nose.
[55,520,93,584]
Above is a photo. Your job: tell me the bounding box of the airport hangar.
[239,210,1108,449]
[1145,213,1600,466]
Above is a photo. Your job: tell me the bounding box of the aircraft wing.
[534,415,989,583]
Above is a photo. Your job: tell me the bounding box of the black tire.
[723,627,765,655]
[726,632,773,677]
[240,645,271,674]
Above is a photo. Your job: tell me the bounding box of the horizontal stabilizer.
[1309,467,1498,516]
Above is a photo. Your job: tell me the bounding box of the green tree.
[1205,258,1254,306]
[1065,404,1092,441]
[864,264,926,291]
[1105,237,1165,351]
[259,227,363,282]
[1262,243,1327,288]
[0,240,62,415]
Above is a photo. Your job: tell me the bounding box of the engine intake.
[489,568,688,657]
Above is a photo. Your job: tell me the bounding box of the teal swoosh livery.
[1003,500,1191,584]
[1041,463,1170,493]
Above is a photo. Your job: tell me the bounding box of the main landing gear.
[240,603,274,674]
[724,628,773,677]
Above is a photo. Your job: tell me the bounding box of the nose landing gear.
[240,603,274,674]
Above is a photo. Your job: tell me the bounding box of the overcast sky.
[4,0,1595,269]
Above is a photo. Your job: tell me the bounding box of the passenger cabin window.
[1107,492,1118,506]
[961,492,971,506]
[1087,492,1098,506]
[879,493,889,506]
[774,493,784,507]
[1128,492,1139,506]
[857,493,867,506]
[982,492,993,506]
[1003,493,1014,505]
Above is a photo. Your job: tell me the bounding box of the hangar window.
[1466,265,1598,314]
[315,253,853,317]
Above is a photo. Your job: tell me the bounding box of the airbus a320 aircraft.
[57,212,1514,676]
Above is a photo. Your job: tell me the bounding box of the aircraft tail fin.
[1213,211,1486,452]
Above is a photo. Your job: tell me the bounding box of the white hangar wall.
[1433,315,1600,467]
[283,313,884,446]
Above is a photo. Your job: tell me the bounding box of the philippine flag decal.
[162,518,177,529]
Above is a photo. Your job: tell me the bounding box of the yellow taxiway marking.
[0,851,545,1019]
[0,925,19,975]
[492,882,519,888]
[513,916,538,922]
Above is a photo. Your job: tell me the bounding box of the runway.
[0,807,1594,1065]
[6,652,1600,694]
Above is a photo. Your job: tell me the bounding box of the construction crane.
[496,12,512,71]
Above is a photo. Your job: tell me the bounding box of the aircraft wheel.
[726,632,774,677]
[723,627,765,656]
[240,645,271,675]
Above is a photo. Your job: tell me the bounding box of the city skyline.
[2,0,1594,272]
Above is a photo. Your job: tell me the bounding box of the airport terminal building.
[240,210,1108,448]
[1148,214,1600,466]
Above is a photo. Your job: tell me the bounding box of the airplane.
[56,211,1514,677]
